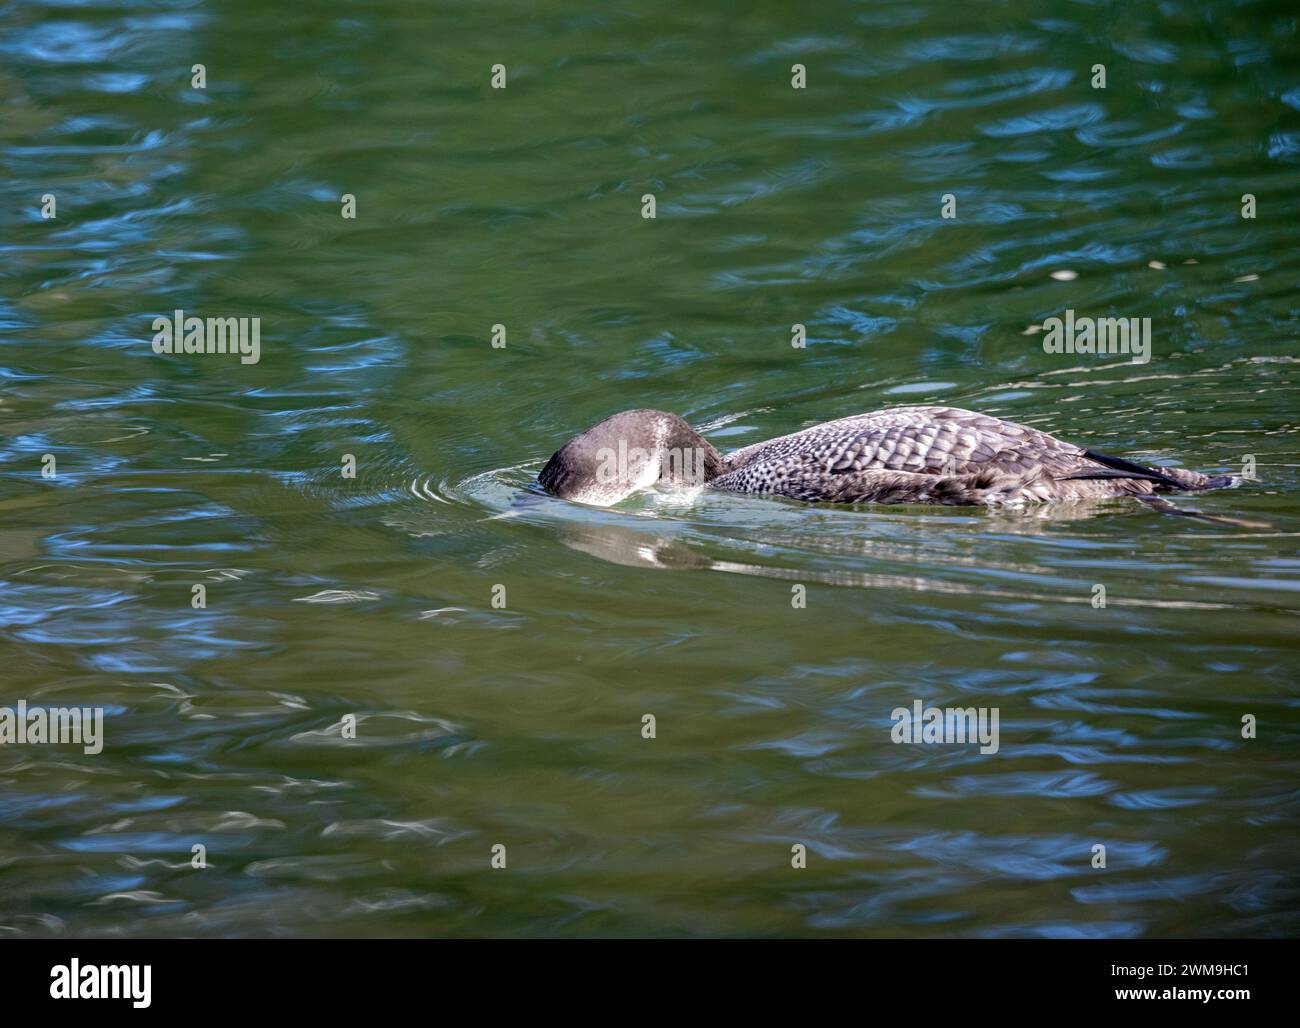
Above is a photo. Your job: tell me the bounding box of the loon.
[538,406,1239,508]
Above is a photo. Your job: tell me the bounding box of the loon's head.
[538,409,726,505]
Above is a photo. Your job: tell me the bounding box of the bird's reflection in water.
[538,499,1233,611]
[550,521,715,572]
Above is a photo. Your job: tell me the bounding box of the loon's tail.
[1070,449,1238,492]
[1067,450,1266,527]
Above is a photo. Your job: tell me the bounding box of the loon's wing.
[721,406,1088,481]
[710,406,1233,503]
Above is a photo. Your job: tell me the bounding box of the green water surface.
[1,0,1298,937]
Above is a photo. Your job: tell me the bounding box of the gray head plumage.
[538,409,725,504]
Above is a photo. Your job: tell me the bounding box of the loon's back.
[709,406,1232,504]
